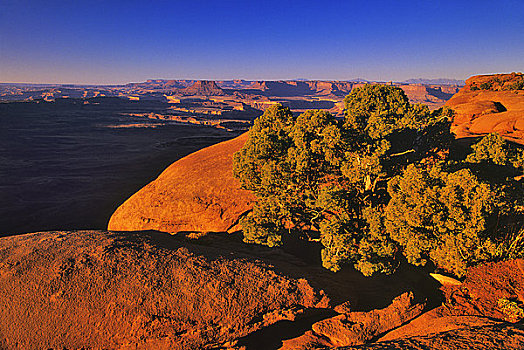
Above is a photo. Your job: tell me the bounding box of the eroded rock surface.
[0,230,326,349]
[108,133,255,233]
[440,258,524,322]
[365,259,524,350]
[340,322,524,349]
[446,73,524,144]
[281,292,425,349]
[1,233,522,349]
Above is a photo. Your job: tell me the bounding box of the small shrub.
[466,132,524,173]
[495,228,524,260]
[510,80,524,90]
[466,133,508,165]
[498,297,524,322]
[479,82,493,90]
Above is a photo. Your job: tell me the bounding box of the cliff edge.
[108,133,254,233]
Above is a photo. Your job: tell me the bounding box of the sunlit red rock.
[0,230,326,349]
[446,73,524,144]
[108,133,255,233]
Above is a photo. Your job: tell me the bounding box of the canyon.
[0,74,523,349]
[1,78,461,132]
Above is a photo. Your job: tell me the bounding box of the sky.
[0,0,523,84]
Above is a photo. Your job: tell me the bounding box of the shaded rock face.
[108,133,255,233]
[446,73,524,145]
[281,292,425,349]
[0,230,326,349]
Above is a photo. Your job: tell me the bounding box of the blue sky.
[0,0,523,84]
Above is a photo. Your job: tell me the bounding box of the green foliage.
[466,133,509,165]
[466,132,524,172]
[509,80,524,90]
[234,84,523,277]
[342,84,436,139]
[494,228,524,260]
[233,104,295,195]
[501,73,524,90]
[479,82,493,90]
[498,298,524,321]
[385,164,496,277]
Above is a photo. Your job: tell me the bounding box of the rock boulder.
[108,133,254,233]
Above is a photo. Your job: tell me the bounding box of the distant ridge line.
[403,78,465,85]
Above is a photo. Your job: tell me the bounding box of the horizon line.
[0,76,469,86]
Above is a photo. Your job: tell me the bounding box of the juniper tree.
[233,85,521,277]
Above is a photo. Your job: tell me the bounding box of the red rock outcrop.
[365,258,524,349]
[279,258,524,350]
[446,73,524,144]
[340,322,524,349]
[440,258,524,322]
[108,133,255,233]
[281,292,425,349]
[0,230,327,349]
[377,311,499,342]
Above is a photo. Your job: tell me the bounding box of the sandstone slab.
[0,230,325,349]
[108,133,254,233]
[446,73,524,145]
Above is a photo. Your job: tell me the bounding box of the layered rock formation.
[446,73,524,144]
[399,84,458,107]
[108,132,255,233]
[183,80,224,96]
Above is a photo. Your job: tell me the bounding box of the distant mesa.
[244,80,353,98]
[404,78,466,85]
[246,81,316,96]
[1,78,459,111]
[350,77,370,83]
[399,84,459,107]
[183,80,224,96]
[164,80,188,89]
